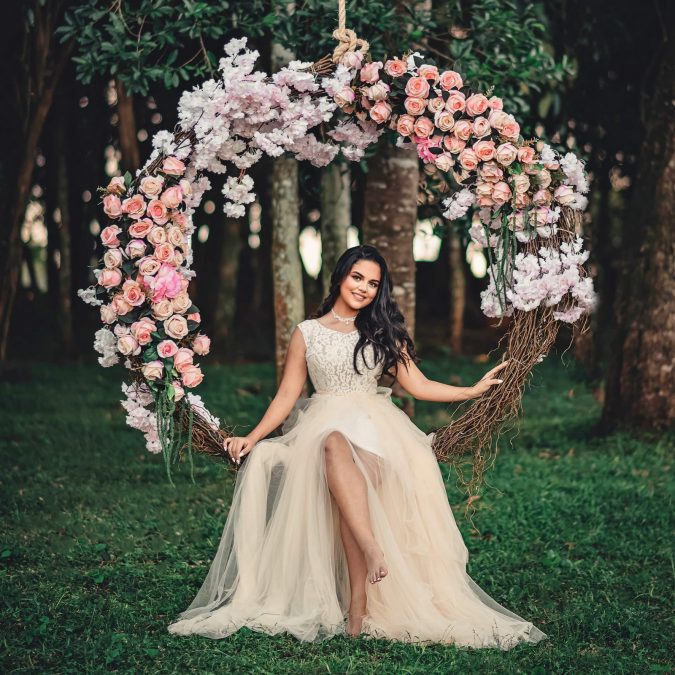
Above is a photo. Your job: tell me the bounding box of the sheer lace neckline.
[313,319,358,336]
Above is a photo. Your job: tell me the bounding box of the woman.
[168,245,547,650]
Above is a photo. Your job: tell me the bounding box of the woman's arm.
[225,327,308,463]
[387,346,509,402]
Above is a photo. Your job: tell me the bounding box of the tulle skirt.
[168,387,548,650]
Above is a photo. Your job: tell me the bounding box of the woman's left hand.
[470,360,510,397]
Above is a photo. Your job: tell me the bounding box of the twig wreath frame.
[78,20,596,498]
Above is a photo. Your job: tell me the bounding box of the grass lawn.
[0,354,672,673]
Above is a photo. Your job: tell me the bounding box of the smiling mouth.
[352,293,366,301]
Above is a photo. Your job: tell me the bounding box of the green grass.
[0,355,672,673]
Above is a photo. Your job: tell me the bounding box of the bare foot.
[364,543,388,584]
[346,611,365,637]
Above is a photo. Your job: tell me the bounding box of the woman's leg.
[339,516,368,636]
[324,431,388,585]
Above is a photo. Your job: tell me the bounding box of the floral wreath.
[78,30,596,497]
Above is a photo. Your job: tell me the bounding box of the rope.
[332,0,370,63]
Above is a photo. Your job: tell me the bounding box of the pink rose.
[434,110,455,132]
[501,115,520,139]
[476,195,495,208]
[473,139,496,162]
[139,175,164,197]
[99,267,122,289]
[434,153,454,172]
[154,243,175,264]
[404,97,426,116]
[144,263,182,302]
[192,334,211,356]
[495,143,518,166]
[178,179,192,198]
[111,293,132,316]
[164,314,189,340]
[454,119,473,141]
[138,256,161,276]
[517,146,536,164]
[147,199,169,225]
[554,185,576,205]
[396,114,415,136]
[173,348,194,373]
[339,51,363,69]
[439,70,463,91]
[142,360,164,381]
[465,94,489,117]
[128,218,154,239]
[167,226,184,247]
[418,64,439,82]
[365,82,390,101]
[103,195,123,218]
[369,101,392,124]
[488,96,503,110]
[416,136,443,163]
[535,169,552,189]
[162,157,186,176]
[181,364,204,389]
[384,58,407,77]
[488,110,509,130]
[187,312,201,323]
[405,77,430,99]
[427,97,445,113]
[491,181,512,205]
[360,61,382,83]
[479,161,503,182]
[413,116,435,138]
[458,148,479,171]
[171,292,192,314]
[334,87,355,107]
[160,186,183,209]
[125,239,146,259]
[147,226,167,246]
[173,250,184,266]
[103,248,123,268]
[131,317,157,345]
[121,194,146,219]
[533,189,552,206]
[445,92,466,113]
[122,279,145,307]
[152,299,173,319]
[513,174,531,194]
[514,192,531,208]
[100,224,122,248]
[106,176,126,195]
[443,135,466,154]
[117,334,140,356]
[158,339,179,358]
[172,381,185,402]
[100,304,117,324]
[472,116,491,138]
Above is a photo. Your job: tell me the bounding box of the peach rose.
[103,248,123,268]
[514,192,531,208]
[473,139,496,162]
[365,82,390,101]
[187,312,201,323]
[164,314,189,340]
[488,110,509,130]
[99,267,122,289]
[165,226,183,248]
[554,185,575,205]
[334,87,355,107]
[404,97,426,116]
[513,174,531,194]
[160,186,183,209]
[359,61,382,83]
[100,304,117,324]
[427,97,445,113]
[445,92,466,113]
[479,161,503,182]
[173,347,194,373]
[139,175,164,197]
[443,135,466,154]
[157,339,179,358]
[192,334,211,356]
[476,181,494,198]
[339,51,363,69]
[534,169,552,189]
[172,381,185,401]
[142,360,164,380]
[472,116,491,138]
[100,224,122,248]
[532,189,552,206]
[418,64,439,82]
[128,218,154,239]
[178,179,192,198]
[396,114,415,136]
[434,110,455,132]
[125,239,146,259]
[181,364,204,388]
[152,299,173,319]
[517,146,536,164]
[111,293,132,315]
[458,148,479,171]
[106,176,126,195]
[476,195,495,208]
[434,153,454,172]
[147,226,167,246]
[501,115,520,139]
[488,96,503,110]
[138,256,161,276]
[147,199,169,225]
[154,243,175,264]
[384,58,407,77]
[454,119,473,141]
[173,251,185,266]
[405,76,430,99]
[122,279,145,307]
[171,292,192,314]
[465,94,489,117]
[162,157,186,176]
[491,181,512,205]
[131,318,157,345]
[495,143,518,166]
[117,334,140,356]
[439,70,463,91]
[369,101,392,124]
[121,194,146,219]
[413,116,435,138]
[103,195,123,218]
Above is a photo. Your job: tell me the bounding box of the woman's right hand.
[224,435,257,465]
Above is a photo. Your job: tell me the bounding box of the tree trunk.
[448,225,466,354]
[271,157,305,385]
[115,79,141,173]
[362,143,418,415]
[602,15,675,430]
[320,163,351,295]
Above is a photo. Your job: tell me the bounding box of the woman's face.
[339,260,382,311]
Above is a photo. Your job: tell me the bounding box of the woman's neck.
[332,298,358,319]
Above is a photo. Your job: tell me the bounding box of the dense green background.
[1,354,671,673]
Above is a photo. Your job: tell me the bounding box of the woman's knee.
[324,431,349,457]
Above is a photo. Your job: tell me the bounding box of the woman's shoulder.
[296,318,316,339]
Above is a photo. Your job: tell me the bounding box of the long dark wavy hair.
[311,245,420,376]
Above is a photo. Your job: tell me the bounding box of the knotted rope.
[331,0,370,63]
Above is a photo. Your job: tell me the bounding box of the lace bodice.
[297,319,384,395]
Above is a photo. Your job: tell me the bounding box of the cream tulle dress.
[168,318,548,650]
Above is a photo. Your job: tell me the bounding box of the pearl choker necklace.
[331,307,356,324]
